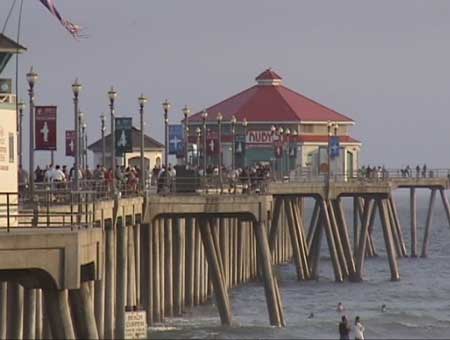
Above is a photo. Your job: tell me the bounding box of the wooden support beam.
[69,282,99,340]
[268,197,282,253]
[353,197,360,254]
[327,200,349,278]
[388,196,407,257]
[334,199,356,279]
[377,199,400,281]
[309,210,323,280]
[386,196,403,258]
[306,199,320,250]
[421,189,437,258]
[164,218,173,316]
[115,217,128,340]
[320,199,343,282]
[410,188,417,257]
[198,218,232,326]
[253,221,285,327]
[185,218,195,309]
[152,219,161,322]
[44,289,75,340]
[104,219,115,338]
[284,198,305,280]
[23,288,36,340]
[354,199,373,281]
[439,189,450,232]
[366,201,378,257]
[291,200,311,279]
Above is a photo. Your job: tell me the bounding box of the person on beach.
[354,316,365,340]
[337,302,345,313]
[338,315,351,340]
[381,304,387,313]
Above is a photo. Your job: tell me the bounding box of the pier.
[0,171,449,338]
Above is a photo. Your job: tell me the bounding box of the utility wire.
[1,0,17,34]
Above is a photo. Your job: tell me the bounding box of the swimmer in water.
[337,302,345,313]
[307,312,314,319]
[381,304,387,313]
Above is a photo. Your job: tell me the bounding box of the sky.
[2,0,450,168]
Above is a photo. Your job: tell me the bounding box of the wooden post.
[185,218,195,309]
[377,199,400,281]
[334,199,356,279]
[410,188,417,257]
[307,199,320,249]
[439,189,450,231]
[389,197,407,257]
[366,201,378,257]
[115,217,127,340]
[173,218,183,316]
[253,221,285,327]
[104,219,115,340]
[35,289,42,340]
[142,222,153,325]
[353,197,360,254]
[6,282,23,340]
[0,282,6,340]
[291,200,311,279]
[354,199,373,281]
[127,224,137,308]
[69,282,99,339]
[268,197,282,253]
[309,210,324,280]
[134,223,141,308]
[94,234,105,339]
[164,218,173,316]
[320,199,343,282]
[152,219,161,323]
[44,289,75,340]
[194,220,201,305]
[23,288,36,340]
[284,198,305,280]
[327,200,349,278]
[421,189,437,258]
[159,218,165,320]
[198,218,232,325]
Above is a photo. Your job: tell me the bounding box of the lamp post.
[100,114,106,168]
[285,128,291,178]
[201,110,208,174]
[333,122,339,179]
[82,122,87,170]
[162,99,171,167]
[108,86,117,192]
[278,127,284,180]
[270,125,276,179]
[138,94,148,193]
[231,115,237,172]
[182,105,191,166]
[72,78,81,191]
[27,67,38,200]
[18,101,25,168]
[78,112,84,170]
[242,118,248,168]
[217,112,223,190]
[195,127,201,171]
[292,129,298,176]
[327,121,333,187]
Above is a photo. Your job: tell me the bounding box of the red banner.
[65,130,76,157]
[35,106,57,150]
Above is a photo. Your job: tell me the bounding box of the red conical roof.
[188,69,354,123]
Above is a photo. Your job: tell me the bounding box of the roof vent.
[255,68,282,86]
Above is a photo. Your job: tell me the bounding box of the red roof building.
[187,69,361,177]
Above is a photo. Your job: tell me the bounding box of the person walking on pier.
[338,315,351,340]
[422,164,427,178]
[354,316,365,340]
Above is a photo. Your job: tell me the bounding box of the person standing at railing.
[422,164,427,178]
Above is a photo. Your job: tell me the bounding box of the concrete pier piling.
[421,189,437,258]
[23,288,36,340]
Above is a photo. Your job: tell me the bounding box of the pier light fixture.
[278,127,284,135]
[270,125,276,136]
[333,122,339,135]
[183,105,191,165]
[292,129,298,136]
[196,127,201,170]
[201,110,208,173]
[139,94,148,193]
[100,114,106,168]
[242,118,248,168]
[27,67,38,200]
[26,66,38,88]
[285,128,291,136]
[182,105,191,119]
[217,112,223,190]
[71,78,82,97]
[18,101,25,168]
[162,99,171,167]
[242,118,248,128]
[108,86,117,192]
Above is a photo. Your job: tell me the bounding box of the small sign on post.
[125,310,147,339]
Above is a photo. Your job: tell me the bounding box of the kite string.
[2,0,17,34]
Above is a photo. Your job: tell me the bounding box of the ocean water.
[151,191,450,339]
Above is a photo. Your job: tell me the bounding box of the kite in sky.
[38,0,83,39]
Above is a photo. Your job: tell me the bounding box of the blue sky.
[2,0,450,168]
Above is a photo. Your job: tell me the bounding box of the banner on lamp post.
[65,130,76,157]
[115,117,133,156]
[35,106,57,150]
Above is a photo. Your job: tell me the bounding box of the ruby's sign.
[246,130,278,144]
